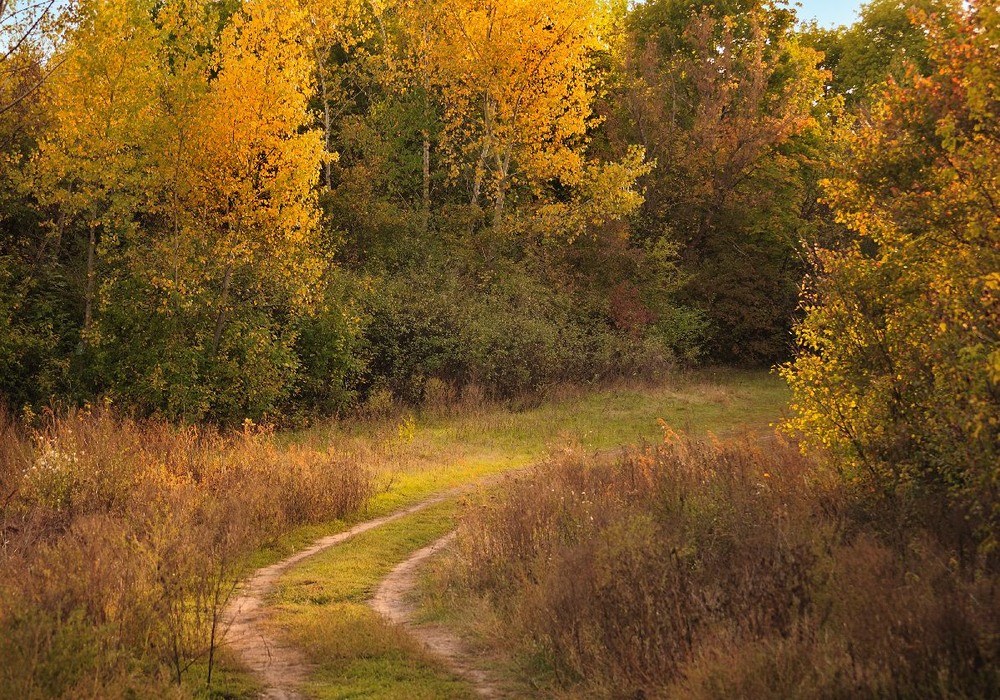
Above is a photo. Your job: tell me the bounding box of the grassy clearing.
[0,371,786,698]
[299,369,786,453]
[241,369,786,574]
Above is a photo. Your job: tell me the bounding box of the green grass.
[188,650,266,699]
[270,501,474,699]
[245,370,786,573]
[214,371,790,698]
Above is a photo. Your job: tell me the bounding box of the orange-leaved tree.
[782,2,999,552]
[618,0,831,363]
[32,0,328,420]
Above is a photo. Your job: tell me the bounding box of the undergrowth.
[436,434,1000,698]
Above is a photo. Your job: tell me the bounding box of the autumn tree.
[0,0,62,118]
[31,0,162,341]
[615,0,829,363]
[783,3,999,551]
[0,1,70,405]
[296,0,671,400]
[422,0,649,237]
[801,0,960,109]
[27,0,333,420]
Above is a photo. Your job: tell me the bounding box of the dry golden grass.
[0,370,790,698]
[0,407,373,698]
[435,435,1000,698]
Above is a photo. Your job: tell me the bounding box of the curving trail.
[222,489,464,700]
[370,531,504,698]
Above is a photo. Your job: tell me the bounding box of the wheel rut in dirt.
[370,531,505,698]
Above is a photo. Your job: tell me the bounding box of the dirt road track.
[222,489,463,699]
[370,531,504,697]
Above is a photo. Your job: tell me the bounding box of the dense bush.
[443,437,1000,698]
[783,4,999,550]
[359,257,679,403]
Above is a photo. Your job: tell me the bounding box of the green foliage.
[801,0,960,108]
[291,274,367,417]
[91,270,304,422]
[612,0,830,364]
[359,250,684,403]
[0,250,77,408]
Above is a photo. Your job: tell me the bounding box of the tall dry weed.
[447,435,1000,698]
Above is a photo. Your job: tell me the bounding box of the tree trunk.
[422,131,431,228]
[83,224,96,335]
[470,144,488,210]
[211,263,234,355]
[471,93,497,211]
[493,148,512,228]
[313,45,334,191]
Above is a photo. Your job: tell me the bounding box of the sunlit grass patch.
[287,369,787,479]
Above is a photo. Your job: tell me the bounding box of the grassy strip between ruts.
[269,499,472,699]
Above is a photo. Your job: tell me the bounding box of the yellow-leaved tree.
[31,0,162,337]
[782,3,999,553]
[421,0,650,235]
[173,0,325,353]
[33,0,329,420]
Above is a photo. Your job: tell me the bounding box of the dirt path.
[370,531,505,698]
[222,489,464,700]
[224,453,623,698]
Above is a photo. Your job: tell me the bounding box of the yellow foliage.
[34,0,327,335]
[782,4,999,545]
[418,0,607,219]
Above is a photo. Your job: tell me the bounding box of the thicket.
[0,407,373,696]
[783,1,999,551]
[443,437,999,698]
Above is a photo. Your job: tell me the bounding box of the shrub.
[360,257,679,403]
[782,5,999,551]
[0,407,373,697]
